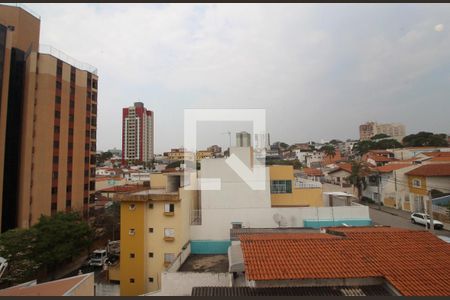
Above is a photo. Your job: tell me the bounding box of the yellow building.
[117,171,197,296]
[165,148,195,162]
[196,150,213,161]
[269,165,323,207]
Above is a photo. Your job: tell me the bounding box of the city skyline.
[20,3,450,153]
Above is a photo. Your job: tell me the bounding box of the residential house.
[404,164,450,213]
[196,150,213,161]
[388,147,450,160]
[297,167,324,182]
[362,150,397,167]
[325,163,352,186]
[164,148,195,162]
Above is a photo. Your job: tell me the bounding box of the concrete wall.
[149,272,232,296]
[190,206,370,240]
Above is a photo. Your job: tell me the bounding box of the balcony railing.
[294,178,322,189]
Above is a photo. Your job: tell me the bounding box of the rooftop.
[230,227,319,241]
[0,273,93,296]
[178,254,229,273]
[373,163,412,173]
[39,44,98,74]
[405,163,450,177]
[191,285,395,296]
[239,227,450,296]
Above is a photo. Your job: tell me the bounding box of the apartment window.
[84,197,88,204]
[148,252,154,258]
[57,66,62,76]
[70,87,75,94]
[148,277,153,283]
[55,96,61,104]
[84,183,88,191]
[54,126,60,134]
[148,203,154,209]
[55,111,60,119]
[91,129,96,139]
[92,79,98,89]
[129,229,136,236]
[66,200,71,207]
[84,170,89,177]
[68,171,72,178]
[129,278,135,283]
[54,141,59,149]
[92,104,97,114]
[66,186,72,193]
[86,117,90,124]
[412,179,421,188]
[164,203,175,215]
[52,172,58,179]
[68,142,73,149]
[164,228,175,239]
[70,100,74,108]
[51,187,58,195]
[56,81,62,90]
[70,72,76,82]
[86,104,91,112]
[148,228,153,233]
[130,253,135,258]
[164,253,175,264]
[68,157,73,163]
[86,130,90,137]
[270,180,292,194]
[51,203,57,210]
[69,128,74,136]
[92,92,97,101]
[85,143,90,150]
[53,156,59,164]
[87,91,91,99]
[89,181,95,190]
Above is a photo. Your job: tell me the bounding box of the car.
[411,212,444,230]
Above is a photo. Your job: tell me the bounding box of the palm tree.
[346,160,370,201]
[321,144,336,159]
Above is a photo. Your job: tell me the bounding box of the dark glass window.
[70,101,74,108]
[69,128,74,136]
[53,156,59,164]
[66,186,72,192]
[56,81,62,90]
[92,79,98,89]
[51,187,58,195]
[54,126,60,133]
[53,141,59,148]
[57,66,62,76]
[55,111,60,118]
[52,171,58,179]
[55,96,61,104]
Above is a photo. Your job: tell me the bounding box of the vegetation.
[320,144,336,158]
[266,158,302,169]
[353,138,403,155]
[402,131,449,147]
[96,151,113,166]
[329,139,343,145]
[370,133,391,140]
[0,212,93,286]
[346,161,370,201]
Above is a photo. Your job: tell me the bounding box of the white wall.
[148,272,232,296]
[190,206,370,240]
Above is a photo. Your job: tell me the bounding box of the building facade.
[359,121,406,141]
[236,131,251,147]
[122,102,154,163]
[0,5,98,232]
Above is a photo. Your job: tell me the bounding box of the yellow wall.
[108,264,120,282]
[150,173,166,189]
[269,165,323,207]
[407,175,427,196]
[120,201,146,296]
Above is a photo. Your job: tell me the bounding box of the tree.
[0,228,41,286]
[403,131,449,147]
[346,161,370,201]
[33,212,93,272]
[370,133,390,140]
[292,159,303,170]
[96,151,113,166]
[329,139,343,145]
[374,139,403,150]
[320,144,336,159]
[279,142,289,150]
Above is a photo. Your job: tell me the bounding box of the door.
[414,195,424,213]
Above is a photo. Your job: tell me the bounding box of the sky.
[19,3,450,153]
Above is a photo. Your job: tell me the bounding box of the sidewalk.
[364,202,450,231]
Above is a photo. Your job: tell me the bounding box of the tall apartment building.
[236,131,251,147]
[122,102,154,163]
[359,121,406,142]
[0,5,98,232]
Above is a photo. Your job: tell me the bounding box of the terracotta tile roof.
[98,184,144,193]
[405,163,450,177]
[430,156,450,162]
[374,164,412,173]
[240,227,450,296]
[302,168,323,176]
[328,162,352,174]
[0,273,92,296]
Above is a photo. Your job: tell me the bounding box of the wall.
[66,273,95,296]
[148,272,232,296]
[150,173,166,189]
[190,206,370,240]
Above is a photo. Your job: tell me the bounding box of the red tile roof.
[97,185,144,193]
[374,164,412,173]
[328,162,352,174]
[302,168,323,176]
[240,227,450,296]
[405,163,450,177]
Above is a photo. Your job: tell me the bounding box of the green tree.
[353,140,376,156]
[346,161,370,201]
[374,139,403,150]
[370,133,390,140]
[96,151,113,166]
[0,228,41,286]
[329,139,343,145]
[403,131,449,147]
[320,144,336,159]
[292,159,303,170]
[33,212,93,272]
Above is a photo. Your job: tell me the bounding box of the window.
[68,171,72,178]
[148,228,153,233]
[270,180,292,194]
[164,203,175,214]
[164,253,175,264]
[148,277,153,283]
[164,228,175,239]
[57,66,62,76]
[70,72,76,82]
[55,111,60,119]
[68,157,72,163]
[85,143,89,150]
[66,200,71,207]
[129,204,136,210]
[70,101,74,108]
[51,202,57,210]
[148,252,154,258]
[129,229,136,236]
[68,142,73,149]
[54,126,60,133]
[53,156,59,164]
[130,253,135,258]
[56,81,62,90]
[52,172,58,179]
[84,183,88,191]
[54,141,59,148]
[69,128,74,136]
[412,179,421,188]
[51,187,58,195]
[129,278,135,283]
[148,203,154,209]
[55,96,61,104]
[70,87,75,95]
[87,91,91,99]
[66,186,72,193]
[92,79,98,89]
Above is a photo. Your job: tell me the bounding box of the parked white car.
[411,213,444,230]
